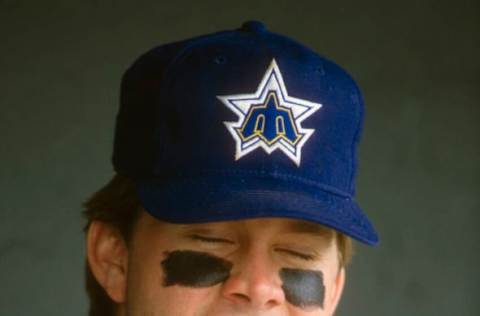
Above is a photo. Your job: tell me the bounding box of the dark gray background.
[1,0,478,315]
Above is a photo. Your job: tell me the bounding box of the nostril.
[265,298,279,309]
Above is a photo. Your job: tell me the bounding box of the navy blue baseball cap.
[112,21,379,245]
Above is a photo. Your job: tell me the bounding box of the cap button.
[240,20,267,34]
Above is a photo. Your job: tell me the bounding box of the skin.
[87,210,346,316]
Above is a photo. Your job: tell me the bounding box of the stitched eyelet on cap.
[214,55,227,64]
[315,65,325,75]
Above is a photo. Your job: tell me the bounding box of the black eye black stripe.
[161,250,325,311]
[161,250,233,287]
[280,268,325,309]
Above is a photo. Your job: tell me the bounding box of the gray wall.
[1,1,478,315]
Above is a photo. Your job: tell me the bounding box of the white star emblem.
[217,58,322,166]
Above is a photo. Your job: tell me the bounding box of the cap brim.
[135,176,379,246]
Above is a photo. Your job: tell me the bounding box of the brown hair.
[82,174,353,315]
[336,230,353,268]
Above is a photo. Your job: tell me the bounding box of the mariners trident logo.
[217,59,322,166]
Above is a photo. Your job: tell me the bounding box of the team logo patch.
[217,59,322,166]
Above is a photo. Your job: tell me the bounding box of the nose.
[221,248,285,310]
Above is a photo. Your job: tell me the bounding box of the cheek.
[125,254,164,315]
[126,251,222,315]
[153,286,218,314]
[319,263,341,303]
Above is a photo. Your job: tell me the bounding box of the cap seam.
[348,83,364,195]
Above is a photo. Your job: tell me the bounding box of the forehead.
[139,209,335,239]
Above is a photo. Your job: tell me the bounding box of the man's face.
[118,211,345,316]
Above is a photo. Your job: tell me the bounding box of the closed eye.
[189,234,235,244]
[276,248,316,261]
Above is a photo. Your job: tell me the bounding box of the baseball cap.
[112,20,379,245]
